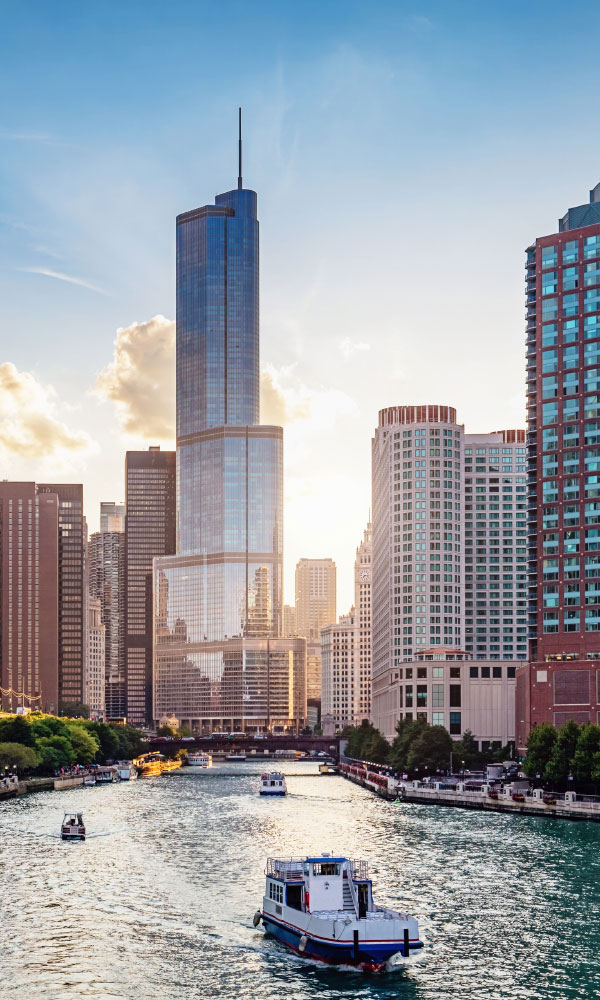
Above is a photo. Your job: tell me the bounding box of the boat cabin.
[265,855,373,917]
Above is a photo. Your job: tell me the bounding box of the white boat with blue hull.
[254,854,422,971]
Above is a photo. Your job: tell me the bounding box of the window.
[469,666,479,678]
[449,684,461,707]
[268,881,284,904]
[541,323,558,347]
[417,685,427,707]
[449,666,461,678]
[432,684,444,708]
[432,712,444,727]
[449,712,461,735]
[481,666,491,678]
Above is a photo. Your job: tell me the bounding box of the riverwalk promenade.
[340,762,600,823]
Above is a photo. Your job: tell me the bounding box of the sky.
[1,0,599,612]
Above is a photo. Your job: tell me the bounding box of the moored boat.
[117,763,138,781]
[319,762,338,775]
[226,753,246,761]
[254,853,422,970]
[61,812,86,840]
[83,775,96,787]
[95,767,118,784]
[259,771,287,796]
[186,752,212,768]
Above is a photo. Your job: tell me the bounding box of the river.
[0,760,598,1000]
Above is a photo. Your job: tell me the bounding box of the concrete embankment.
[341,769,600,823]
[0,775,85,801]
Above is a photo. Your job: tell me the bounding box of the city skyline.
[2,4,600,611]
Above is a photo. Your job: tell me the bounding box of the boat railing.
[266,858,306,880]
[349,859,369,881]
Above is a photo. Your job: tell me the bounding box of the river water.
[0,760,598,1000]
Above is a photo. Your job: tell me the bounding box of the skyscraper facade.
[89,527,125,719]
[100,502,125,533]
[153,124,298,732]
[0,483,59,713]
[38,483,85,709]
[84,595,105,718]
[125,447,176,725]
[295,558,337,641]
[517,181,600,747]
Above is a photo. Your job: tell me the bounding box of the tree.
[35,736,75,772]
[406,726,453,773]
[454,730,481,770]
[571,724,600,784]
[0,715,36,748]
[65,724,100,765]
[177,725,193,738]
[523,723,557,780]
[545,720,581,785]
[157,725,177,738]
[388,719,427,772]
[365,731,391,764]
[0,742,38,774]
[29,714,71,742]
[90,723,120,763]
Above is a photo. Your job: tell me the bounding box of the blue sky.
[1,1,599,609]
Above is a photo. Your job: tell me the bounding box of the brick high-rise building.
[0,483,59,713]
[517,181,600,748]
[38,483,85,710]
[125,447,175,725]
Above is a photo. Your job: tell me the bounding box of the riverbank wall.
[340,763,600,823]
[0,774,86,801]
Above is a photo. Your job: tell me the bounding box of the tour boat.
[319,762,339,775]
[259,771,287,796]
[254,854,422,971]
[186,752,212,768]
[95,767,117,784]
[61,812,86,841]
[226,753,246,761]
[117,764,138,781]
[83,775,96,787]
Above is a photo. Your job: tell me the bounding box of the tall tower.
[517,181,600,747]
[295,559,337,641]
[153,114,300,733]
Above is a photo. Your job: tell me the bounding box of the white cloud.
[0,362,95,462]
[18,267,107,295]
[338,337,371,360]
[95,315,175,439]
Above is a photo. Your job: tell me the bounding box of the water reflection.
[0,761,598,999]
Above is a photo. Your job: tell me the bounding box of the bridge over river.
[146,734,340,756]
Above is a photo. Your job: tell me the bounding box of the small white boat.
[259,771,287,796]
[186,752,212,768]
[319,762,339,775]
[254,853,422,971]
[226,753,246,761]
[61,812,86,841]
[117,764,138,781]
[96,767,117,784]
[83,775,96,787]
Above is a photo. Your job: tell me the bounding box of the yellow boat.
[134,754,182,777]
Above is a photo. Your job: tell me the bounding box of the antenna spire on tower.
[238,107,243,189]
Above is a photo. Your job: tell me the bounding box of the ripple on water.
[0,762,599,1000]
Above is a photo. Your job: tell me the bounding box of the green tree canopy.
[0,715,36,748]
[65,723,100,764]
[571,724,600,784]
[523,723,557,780]
[59,702,90,719]
[157,725,177,738]
[388,719,428,772]
[545,720,580,784]
[0,742,38,773]
[406,725,453,773]
[35,735,74,771]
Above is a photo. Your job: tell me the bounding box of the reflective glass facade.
[154,167,292,729]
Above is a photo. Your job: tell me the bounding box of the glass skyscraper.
[154,126,302,732]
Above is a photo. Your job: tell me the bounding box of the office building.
[295,558,337,641]
[283,604,297,637]
[0,483,59,713]
[321,522,372,730]
[84,595,105,719]
[517,181,600,748]
[89,527,125,719]
[464,431,528,661]
[370,407,525,747]
[38,483,85,709]
[153,119,301,731]
[100,501,125,533]
[125,447,176,725]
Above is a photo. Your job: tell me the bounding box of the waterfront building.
[38,483,85,710]
[125,447,176,726]
[89,527,125,719]
[372,649,516,748]
[100,501,125,533]
[153,117,301,731]
[517,181,600,748]
[354,521,372,721]
[0,483,59,713]
[371,408,525,746]
[84,595,105,719]
[464,431,528,661]
[282,604,297,637]
[295,558,337,641]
